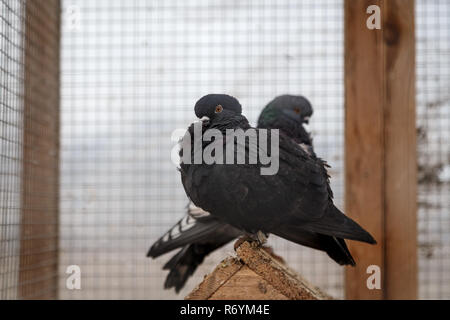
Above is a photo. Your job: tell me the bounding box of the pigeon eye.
[215,105,223,113]
[293,107,301,115]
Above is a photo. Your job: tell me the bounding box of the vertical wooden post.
[344,0,417,299]
[19,0,61,299]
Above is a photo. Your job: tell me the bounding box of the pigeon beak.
[303,116,310,124]
[200,116,210,123]
[302,122,311,134]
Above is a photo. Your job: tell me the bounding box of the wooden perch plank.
[186,241,331,300]
[185,257,243,300]
[209,266,288,300]
[235,241,330,300]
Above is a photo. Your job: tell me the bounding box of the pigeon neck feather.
[261,116,312,146]
[207,114,250,132]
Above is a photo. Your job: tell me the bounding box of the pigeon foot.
[256,231,267,244]
[234,231,268,251]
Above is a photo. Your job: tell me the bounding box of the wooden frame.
[19,0,61,299]
[344,0,417,299]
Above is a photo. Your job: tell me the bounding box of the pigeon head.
[257,94,314,150]
[258,95,313,127]
[194,94,242,123]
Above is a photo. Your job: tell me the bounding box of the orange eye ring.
[215,105,223,113]
[293,107,301,115]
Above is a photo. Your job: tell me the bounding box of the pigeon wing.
[147,209,226,258]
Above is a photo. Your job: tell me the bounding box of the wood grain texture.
[19,0,61,300]
[186,241,330,300]
[383,0,417,300]
[209,266,288,300]
[344,0,385,300]
[344,0,417,299]
[236,242,329,300]
[185,257,243,300]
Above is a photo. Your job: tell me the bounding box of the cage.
[0,0,449,300]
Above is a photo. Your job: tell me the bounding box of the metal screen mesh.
[0,0,25,300]
[1,0,447,301]
[416,0,450,300]
[0,0,60,299]
[59,0,345,299]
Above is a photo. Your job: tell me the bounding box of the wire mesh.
[0,0,25,300]
[59,0,345,299]
[416,0,450,300]
[0,0,60,299]
[0,0,447,301]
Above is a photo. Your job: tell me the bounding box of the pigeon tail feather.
[162,245,204,293]
[273,226,356,266]
[300,204,377,245]
[147,216,224,258]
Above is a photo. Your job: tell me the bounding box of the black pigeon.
[180,94,375,262]
[148,95,316,292]
[258,95,315,157]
